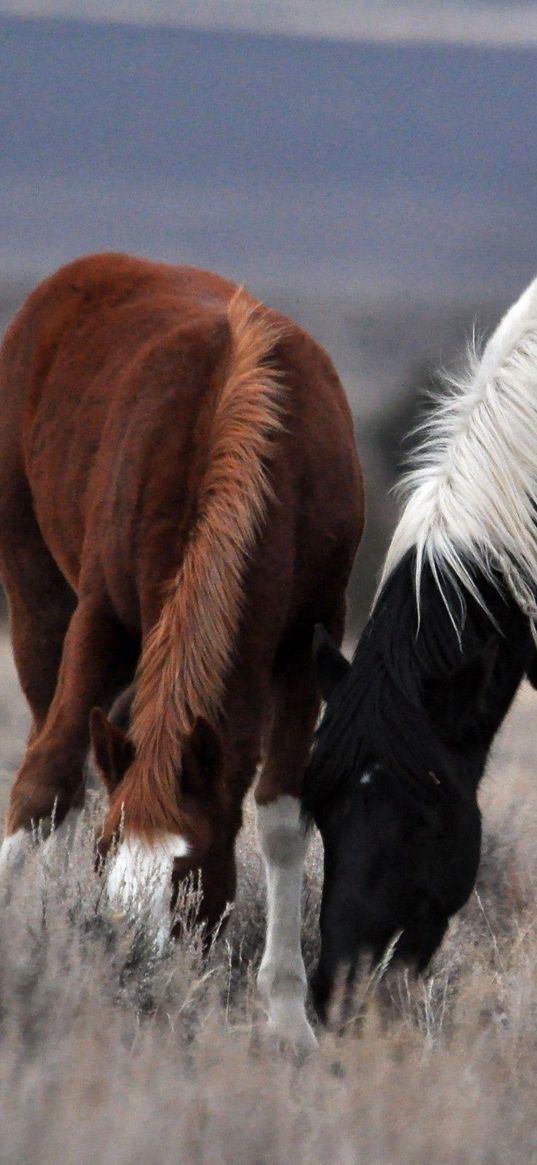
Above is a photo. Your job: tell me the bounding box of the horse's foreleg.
[254,647,320,1051]
[2,592,136,845]
[0,516,77,741]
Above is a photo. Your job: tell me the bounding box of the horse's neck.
[367,557,532,783]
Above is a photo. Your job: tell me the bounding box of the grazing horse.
[305,275,537,1019]
[0,252,363,1047]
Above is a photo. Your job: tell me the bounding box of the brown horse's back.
[0,252,362,632]
[1,255,234,594]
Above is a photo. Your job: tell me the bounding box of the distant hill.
[1,14,537,296]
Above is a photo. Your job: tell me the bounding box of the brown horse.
[0,253,363,1047]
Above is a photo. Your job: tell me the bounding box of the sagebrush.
[1,636,537,1165]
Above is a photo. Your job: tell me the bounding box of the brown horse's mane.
[108,293,285,837]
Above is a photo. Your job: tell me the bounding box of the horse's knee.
[5,758,84,835]
[256,795,307,866]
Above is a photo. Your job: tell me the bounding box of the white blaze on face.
[105,831,190,950]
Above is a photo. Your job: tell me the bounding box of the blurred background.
[1,0,537,626]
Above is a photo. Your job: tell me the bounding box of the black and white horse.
[305,277,537,1019]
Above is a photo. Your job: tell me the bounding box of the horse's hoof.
[266,1014,318,1055]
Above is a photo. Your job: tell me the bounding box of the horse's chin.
[170,845,237,941]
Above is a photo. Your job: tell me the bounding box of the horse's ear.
[181,717,223,798]
[313,623,351,701]
[90,707,135,795]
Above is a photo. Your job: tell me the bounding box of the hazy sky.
[2,7,536,300]
[2,0,537,45]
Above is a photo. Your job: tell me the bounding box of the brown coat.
[0,252,363,924]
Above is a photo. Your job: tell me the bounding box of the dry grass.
[1,632,537,1164]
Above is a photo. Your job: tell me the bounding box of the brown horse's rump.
[0,251,363,936]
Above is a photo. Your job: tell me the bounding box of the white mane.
[377,275,537,638]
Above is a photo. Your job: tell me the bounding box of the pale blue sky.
[1,8,536,300]
[1,0,537,45]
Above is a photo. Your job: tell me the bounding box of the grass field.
[1,630,537,1164]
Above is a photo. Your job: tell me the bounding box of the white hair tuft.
[376,275,537,641]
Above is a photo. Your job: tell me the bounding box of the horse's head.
[309,760,481,1020]
[306,627,482,1021]
[90,709,236,944]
